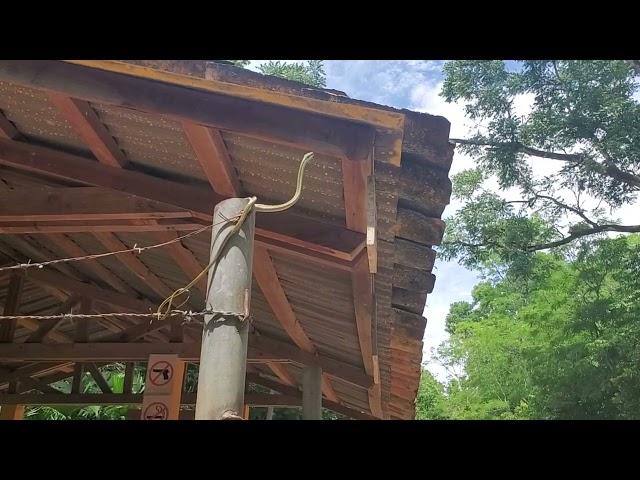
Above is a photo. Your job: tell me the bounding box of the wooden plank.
[153,231,207,295]
[0,187,193,222]
[0,272,24,342]
[19,376,63,395]
[267,362,297,387]
[46,93,128,168]
[352,252,382,417]
[366,174,377,274]
[249,335,372,389]
[0,139,364,260]
[26,269,154,313]
[0,221,207,234]
[0,110,20,140]
[0,60,381,161]
[246,372,377,420]
[341,155,371,234]
[0,337,372,388]
[352,254,375,376]
[182,122,240,197]
[0,404,24,419]
[123,362,134,394]
[253,246,315,352]
[92,232,173,299]
[0,138,219,222]
[24,295,79,343]
[65,60,405,131]
[47,234,134,295]
[85,363,112,394]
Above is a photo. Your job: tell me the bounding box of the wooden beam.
[47,233,134,295]
[0,404,24,419]
[0,138,219,222]
[0,272,24,342]
[182,122,241,197]
[267,362,297,387]
[366,174,377,274]
[153,231,207,294]
[0,110,20,140]
[0,337,372,389]
[341,154,371,234]
[66,60,405,131]
[25,269,154,313]
[86,363,112,394]
[0,60,379,161]
[0,186,194,222]
[0,220,207,234]
[46,94,128,168]
[351,252,382,417]
[24,295,79,343]
[253,246,316,352]
[352,254,375,377]
[92,232,173,299]
[0,139,364,260]
[246,372,378,420]
[249,335,372,389]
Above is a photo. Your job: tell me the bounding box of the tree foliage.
[419,235,640,419]
[440,60,640,270]
[256,60,326,88]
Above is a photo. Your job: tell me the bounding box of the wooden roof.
[0,60,453,419]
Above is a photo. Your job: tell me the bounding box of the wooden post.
[266,406,274,420]
[195,198,255,420]
[0,405,25,420]
[302,365,322,420]
[0,273,24,419]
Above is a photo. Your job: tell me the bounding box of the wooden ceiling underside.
[0,60,454,419]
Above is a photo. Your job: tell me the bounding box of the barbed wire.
[0,216,240,273]
[0,310,209,322]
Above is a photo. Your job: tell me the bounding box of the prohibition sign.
[144,402,168,420]
[149,360,174,387]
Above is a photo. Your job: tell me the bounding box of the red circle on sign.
[144,402,169,420]
[149,361,173,386]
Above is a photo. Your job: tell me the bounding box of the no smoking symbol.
[144,402,168,420]
[149,360,173,387]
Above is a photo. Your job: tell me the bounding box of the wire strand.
[0,215,241,273]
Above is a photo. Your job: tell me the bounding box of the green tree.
[257,60,326,88]
[415,369,449,419]
[440,61,640,270]
[431,235,640,419]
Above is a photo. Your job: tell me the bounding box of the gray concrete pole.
[302,365,322,420]
[195,198,255,420]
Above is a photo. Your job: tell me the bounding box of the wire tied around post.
[155,152,315,321]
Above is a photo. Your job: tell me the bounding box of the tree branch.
[445,224,640,253]
[450,138,640,188]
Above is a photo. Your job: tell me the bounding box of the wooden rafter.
[24,295,79,343]
[252,246,339,402]
[0,138,364,261]
[92,232,173,299]
[182,121,240,197]
[0,187,194,222]
[0,110,20,140]
[46,93,128,168]
[46,233,134,295]
[0,60,381,161]
[26,269,153,312]
[0,337,372,389]
[153,231,207,295]
[0,272,24,342]
[267,362,297,387]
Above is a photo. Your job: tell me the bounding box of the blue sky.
[249,60,480,380]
